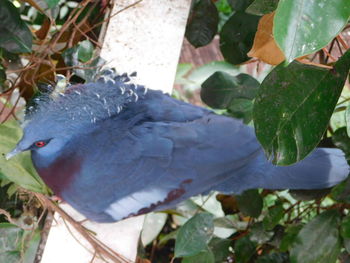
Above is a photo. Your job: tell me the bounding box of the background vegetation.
[0,0,350,262]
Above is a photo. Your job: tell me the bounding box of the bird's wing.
[65,112,261,222]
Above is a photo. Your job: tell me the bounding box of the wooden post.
[40,0,191,262]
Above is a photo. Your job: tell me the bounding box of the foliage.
[0,0,350,262]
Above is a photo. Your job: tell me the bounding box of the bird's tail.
[214,148,349,194]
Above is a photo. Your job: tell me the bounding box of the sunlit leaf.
[274,0,350,63]
[141,213,167,246]
[78,40,94,63]
[0,121,49,193]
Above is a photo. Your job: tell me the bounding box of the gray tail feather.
[214,148,349,194]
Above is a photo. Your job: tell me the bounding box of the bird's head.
[6,70,147,165]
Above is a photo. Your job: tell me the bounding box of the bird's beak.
[5,147,22,160]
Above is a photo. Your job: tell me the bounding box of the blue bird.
[5,70,349,222]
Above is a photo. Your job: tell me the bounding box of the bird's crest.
[24,69,148,131]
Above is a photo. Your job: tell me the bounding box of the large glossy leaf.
[0,0,32,53]
[274,0,350,63]
[220,12,260,65]
[175,213,214,258]
[185,0,219,48]
[0,121,49,193]
[246,0,279,15]
[236,189,263,218]
[253,50,350,165]
[290,210,341,263]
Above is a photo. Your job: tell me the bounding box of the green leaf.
[274,0,350,63]
[345,105,350,138]
[0,223,22,262]
[263,202,284,230]
[141,213,167,246]
[62,45,105,82]
[220,12,260,65]
[208,237,231,263]
[182,249,215,263]
[78,40,94,63]
[201,72,259,108]
[332,127,350,160]
[227,0,254,11]
[201,71,259,123]
[289,188,330,201]
[227,98,254,123]
[0,121,49,193]
[185,0,219,48]
[290,210,341,263]
[253,50,350,165]
[22,230,41,263]
[236,189,263,218]
[330,176,350,203]
[0,0,32,53]
[175,63,193,85]
[175,213,214,258]
[44,0,59,8]
[186,61,240,91]
[279,224,302,252]
[250,222,273,244]
[0,67,6,87]
[256,253,289,263]
[340,215,350,239]
[246,0,279,15]
[234,236,256,263]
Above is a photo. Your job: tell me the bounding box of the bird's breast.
[35,156,82,197]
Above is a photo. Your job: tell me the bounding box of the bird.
[5,69,349,223]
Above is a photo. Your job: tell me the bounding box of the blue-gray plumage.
[6,70,349,222]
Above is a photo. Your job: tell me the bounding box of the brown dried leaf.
[248,12,285,65]
[35,19,51,40]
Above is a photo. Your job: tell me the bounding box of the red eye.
[35,141,46,148]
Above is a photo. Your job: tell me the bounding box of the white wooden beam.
[40,0,191,262]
